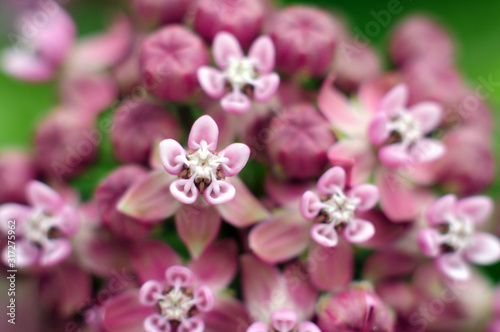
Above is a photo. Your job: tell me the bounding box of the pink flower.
[0,181,80,267]
[418,194,500,280]
[197,32,280,114]
[159,115,251,205]
[300,166,379,247]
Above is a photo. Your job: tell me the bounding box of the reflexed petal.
[144,314,170,332]
[197,67,226,99]
[425,194,457,226]
[170,179,199,204]
[308,241,354,291]
[249,35,275,73]
[298,322,321,332]
[1,49,55,82]
[218,143,251,177]
[253,73,280,102]
[310,224,338,247]
[409,101,443,134]
[3,239,39,268]
[102,289,153,332]
[165,265,194,288]
[271,309,297,331]
[139,280,164,306]
[246,322,269,332]
[317,166,346,196]
[300,191,322,220]
[465,232,500,265]
[407,138,445,165]
[204,180,236,205]
[343,219,375,243]
[0,204,32,235]
[283,261,317,321]
[159,139,187,175]
[368,113,390,145]
[50,205,80,236]
[378,83,408,116]
[213,32,244,69]
[132,240,182,284]
[26,181,64,213]
[193,285,215,312]
[221,90,252,114]
[188,115,219,151]
[348,184,379,211]
[435,254,470,280]
[378,142,411,167]
[203,295,252,332]
[455,196,494,225]
[327,139,375,185]
[40,239,72,266]
[417,228,442,257]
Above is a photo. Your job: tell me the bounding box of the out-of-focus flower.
[266,103,336,180]
[300,166,379,247]
[418,194,500,280]
[0,150,37,204]
[140,25,210,102]
[159,115,250,205]
[198,32,280,114]
[193,0,265,49]
[268,6,341,77]
[131,0,191,26]
[0,181,80,267]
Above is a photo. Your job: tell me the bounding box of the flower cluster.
[0,1,499,332]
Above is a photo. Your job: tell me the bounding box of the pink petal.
[271,309,297,331]
[189,239,238,293]
[378,83,408,116]
[455,196,494,225]
[357,210,409,247]
[131,240,182,284]
[166,265,194,288]
[159,139,188,175]
[197,67,226,99]
[204,180,236,205]
[218,143,251,177]
[311,223,338,248]
[26,181,64,213]
[2,239,39,268]
[40,239,72,266]
[253,73,280,103]
[246,322,270,332]
[202,295,252,332]
[50,205,80,236]
[216,177,270,228]
[188,115,219,151]
[367,113,390,145]
[465,232,500,265]
[249,36,275,73]
[139,280,164,306]
[249,210,310,264]
[101,290,153,332]
[175,205,221,258]
[307,241,354,291]
[193,285,215,312]
[298,322,321,332]
[327,139,375,185]
[283,261,318,320]
[213,32,244,70]
[417,228,442,257]
[144,314,170,332]
[425,194,457,226]
[435,254,470,280]
[378,142,411,167]
[1,49,55,82]
[170,179,200,204]
[409,101,443,134]
[0,204,31,235]
[348,184,379,211]
[300,191,322,220]
[179,316,204,332]
[343,219,375,243]
[316,166,346,196]
[407,138,446,165]
[118,170,180,223]
[221,90,252,114]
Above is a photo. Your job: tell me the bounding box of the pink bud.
[193,0,265,49]
[131,0,191,26]
[0,150,37,204]
[140,25,210,101]
[266,103,336,180]
[268,6,341,77]
[112,99,181,164]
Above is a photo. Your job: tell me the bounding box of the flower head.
[160,115,250,205]
[197,32,280,114]
[300,166,379,247]
[247,309,320,332]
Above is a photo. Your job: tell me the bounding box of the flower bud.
[266,103,336,180]
[0,150,37,204]
[140,25,209,101]
[131,0,191,26]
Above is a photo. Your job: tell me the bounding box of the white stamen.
[387,110,423,146]
[316,190,360,227]
[185,140,225,185]
[224,56,257,88]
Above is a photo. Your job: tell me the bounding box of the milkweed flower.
[159,115,251,205]
[418,194,500,280]
[197,32,280,114]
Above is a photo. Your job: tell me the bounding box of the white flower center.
[440,215,474,252]
[224,57,257,88]
[185,142,226,183]
[158,288,197,322]
[317,191,360,226]
[24,209,53,245]
[387,111,422,144]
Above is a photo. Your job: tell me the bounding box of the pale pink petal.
[246,322,269,332]
[253,73,280,102]
[417,228,442,257]
[102,290,153,332]
[378,83,408,116]
[271,309,297,331]
[435,254,470,280]
[139,280,164,306]
[197,67,226,99]
[425,194,457,226]
[118,170,180,223]
[216,177,270,227]
[378,142,411,167]
[409,101,443,134]
[40,239,72,266]
[327,139,375,185]
[189,239,238,292]
[465,232,500,265]
[0,204,31,235]
[202,295,252,332]
[367,113,390,145]
[221,90,252,114]
[188,115,219,151]
[26,181,64,213]
[358,74,400,115]
[132,240,182,284]
[358,210,409,247]
[298,322,321,332]
[283,261,317,320]
[348,184,379,211]
[144,314,170,332]
[213,32,244,69]
[308,241,354,291]
[300,191,322,220]
[407,138,446,165]
[1,49,55,82]
[343,219,375,243]
[166,265,194,288]
[170,179,200,204]
[193,285,215,312]
[455,196,494,225]
[249,210,310,264]
[159,139,188,175]
[175,205,221,258]
[179,316,204,332]
[316,166,346,196]
[311,224,338,247]
[2,239,39,268]
[50,205,80,236]
[249,36,275,73]
[204,180,236,205]
[218,143,251,177]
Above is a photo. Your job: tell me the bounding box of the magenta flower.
[159,115,250,205]
[0,181,80,267]
[418,194,500,280]
[300,166,379,247]
[197,32,280,114]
